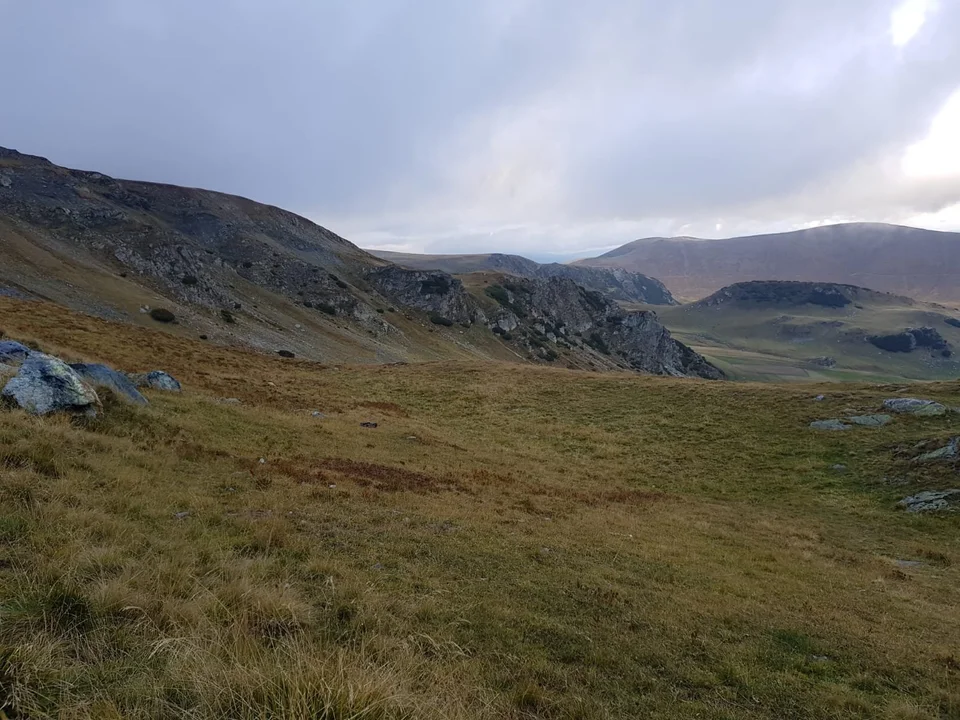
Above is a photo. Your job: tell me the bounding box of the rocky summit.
[0,147,718,378]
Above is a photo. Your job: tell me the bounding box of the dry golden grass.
[0,298,959,719]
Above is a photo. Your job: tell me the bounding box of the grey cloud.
[1,0,958,256]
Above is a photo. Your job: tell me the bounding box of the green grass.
[0,299,959,719]
[655,297,960,383]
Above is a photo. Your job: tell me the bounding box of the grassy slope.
[0,218,525,368]
[652,297,960,383]
[1,298,959,719]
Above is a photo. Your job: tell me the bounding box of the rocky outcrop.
[882,398,947,416]
[868,327,951,356]
[130,371,182,392]
[899,490,960,513]
[0,340,31,364]
[369,250,677,304]
[365,267,475,325]
[70,363,148,404]
[2,353,101,416]
[479,277,722,378]
[696,281,862,308]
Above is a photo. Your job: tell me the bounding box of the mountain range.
[572,223,960,303]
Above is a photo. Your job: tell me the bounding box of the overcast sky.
[2,1,959,259]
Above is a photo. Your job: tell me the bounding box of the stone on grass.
[882,398,947,416]
[0,340,31,364]
[2,353,100,416]
[847,414,892,427]
[69,363,148,405]
[130,370,182,392]
[810,419,851,431]
[916,438,959,463]
[898,490,960,513]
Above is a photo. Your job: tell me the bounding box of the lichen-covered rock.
[810,419,851,431]
[130,370,182,392]
[69,363,148,405]
[847,414,892,427]
[899,490,960,513]
[0,340,31,364]
[916,438,959,463]
[882,398,947,416]
[2,353,100,416]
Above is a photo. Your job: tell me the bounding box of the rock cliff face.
[365,267,476,325]
[477,277,722,378]
[0,147,717,377]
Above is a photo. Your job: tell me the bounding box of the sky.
[1,0,959,260]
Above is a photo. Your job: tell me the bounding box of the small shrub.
[317,303,337,316]
[181,275,199,286]
[241,261,253,269]
[329,274,349,290]
[430,315,454,327]
[502,332,513,341]
[376,308,384,314]
[220,309,236,324]
[492,326,505,335]
[149,308,176,323]
[277,350,295,358]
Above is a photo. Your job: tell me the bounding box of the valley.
[652,282,960,382]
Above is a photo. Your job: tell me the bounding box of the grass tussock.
[0,298,958,718]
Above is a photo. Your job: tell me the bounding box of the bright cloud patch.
[890,0,933,46]
[902,87,960,178]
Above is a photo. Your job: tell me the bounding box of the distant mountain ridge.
[370,250,676,305]
[572,223,960,303]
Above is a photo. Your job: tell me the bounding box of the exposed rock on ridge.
[479,276,722,378]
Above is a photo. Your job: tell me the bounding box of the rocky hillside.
[463,274,722,378]
[573,223,960,302]
[0,147,716,378]
[694,281,916,309]
[371,250,677,305]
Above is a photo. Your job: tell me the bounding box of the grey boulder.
[899,490,960,513]
[2,353,100,416]
[0,340,31,364]
[882,398,947,416]
[130,370,182,392]
[847,414,892,427]
[916,437,959,463]
[810,419,851,431]
[69,363,148,405]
